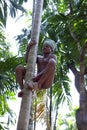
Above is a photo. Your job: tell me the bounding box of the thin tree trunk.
[76,43,87,130]
[46,91,52,130]
[34,99,37,130]
[49,87,52,127]
[17,0,44,130]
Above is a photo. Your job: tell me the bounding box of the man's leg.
[15,64,26,97]
[15,64,26,89]
[37,59,56,89]
[26,59,56,90]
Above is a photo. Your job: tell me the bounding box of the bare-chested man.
[15,39,56,97]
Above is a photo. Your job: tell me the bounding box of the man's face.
[43,44,53,54]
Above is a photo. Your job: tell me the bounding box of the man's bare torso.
[37,54,56,73]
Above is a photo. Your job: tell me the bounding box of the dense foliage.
[0,0,28,129]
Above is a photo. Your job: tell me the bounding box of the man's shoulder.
[51,54,57,60]
[37,55,43,62]
[49,54,57,63]
[37,55,43,59]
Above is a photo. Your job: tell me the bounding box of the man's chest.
[38,57,49,65]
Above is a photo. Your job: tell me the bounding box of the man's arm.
[52,54,57,62]
[25,40,36,63]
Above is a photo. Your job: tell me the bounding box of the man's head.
[43,39,56,51]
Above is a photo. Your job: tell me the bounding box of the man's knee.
[15,64,24,74]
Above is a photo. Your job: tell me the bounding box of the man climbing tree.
[16,39,56,97]
[16,0,56,130]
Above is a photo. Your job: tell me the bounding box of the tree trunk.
[76,92,87,130]
[49,87,52,127]
[17,0,44,130]
[68,56,87,130]
[76,61,87,130]
[68,43,87,130]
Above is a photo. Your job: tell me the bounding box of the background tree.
[0,0,28,129]
[0,24,17,129]
[0,0,27,26]
[44,0,87,129]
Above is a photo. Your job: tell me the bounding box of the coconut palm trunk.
[17,0,44,130]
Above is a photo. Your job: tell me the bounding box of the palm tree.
[0,1,28,128]
[17,0,44,130]
[0,0,27,26]
[0,21,20,129]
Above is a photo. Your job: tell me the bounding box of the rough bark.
[76,92,87,130]
[17,0,44,130]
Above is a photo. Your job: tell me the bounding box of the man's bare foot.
[26,81,39,90]
[18,91,23,97]
[18,82,39,98]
